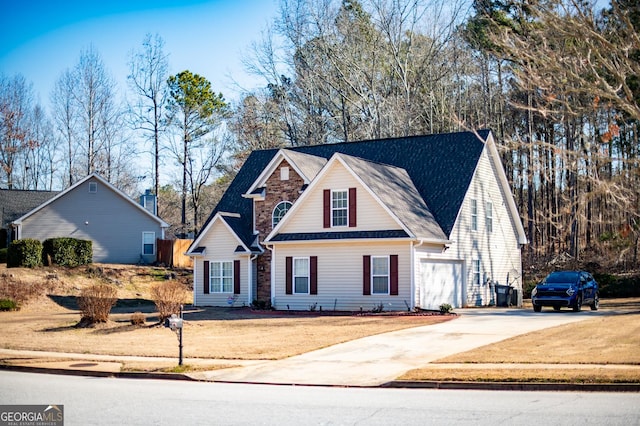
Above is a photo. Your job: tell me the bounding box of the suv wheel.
[533,304,542,312]
[572,295,582,312]
[590,293,599,311]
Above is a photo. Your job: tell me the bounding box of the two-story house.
[187,130,527,310]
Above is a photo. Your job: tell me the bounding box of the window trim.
[331,189,348,227]
[485,201,493,233]
[272,201,292,228]
[472,259,481,286]
[371,255,390,295]
[470,199,478,231]
[89,182,98,193]
[142,232,155,255]
[293,257,310,295]
[210,260,234,293]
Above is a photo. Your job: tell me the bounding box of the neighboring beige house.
[11,173,169,264]
[187,130,527,310]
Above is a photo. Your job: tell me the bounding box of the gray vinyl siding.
[272,241,413,311]
[20,177,163,264]
[192,218,250,307]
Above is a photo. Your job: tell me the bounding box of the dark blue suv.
[531,271,599,312]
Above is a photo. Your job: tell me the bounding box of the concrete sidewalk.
[0,308,625,387]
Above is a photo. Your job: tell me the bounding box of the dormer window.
[332,190,348,227]
[272,201,292,228]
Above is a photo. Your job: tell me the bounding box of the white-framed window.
[142,232,155,255]
[371,256,390,295]
[470,199,478,231]
[473,259,481,286]
[485,201,493,233]
[210,261,233,293]
[89,182,98,193]
[332,190,348,227]
[293,257,309,294]
[272,201,292,228]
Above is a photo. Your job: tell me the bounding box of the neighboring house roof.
[11,173,170,229]
[195,130,500,250]
[0,189,60,229]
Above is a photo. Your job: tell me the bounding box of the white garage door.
[419,260,463,309]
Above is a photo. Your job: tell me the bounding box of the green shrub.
[0,299,18,311]
[594,273,640,298]
[43,237,92,267]
[439,303,453,314]
[7,239,42,268]
[0,248,7,263]
[77,283,117,323]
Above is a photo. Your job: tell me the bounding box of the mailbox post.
[164,305,184,366]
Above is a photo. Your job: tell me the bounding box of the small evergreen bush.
[43,238,92,267]
[439,303,453,314]
[0,299,18,311]
[7,239,42,268]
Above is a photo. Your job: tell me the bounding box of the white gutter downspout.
[412,239,425,310]
[248,254,258,306]
[266,244,275,308]
[193,262,198,307]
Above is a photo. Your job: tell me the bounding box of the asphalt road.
[1,371,639,425]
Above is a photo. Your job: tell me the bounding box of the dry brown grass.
[399,367,640,383]
[400,300,640,382]
[0,264,451,360]
[434,312,640,365]
[3,263,640,384]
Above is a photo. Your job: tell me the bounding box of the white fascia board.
[186,212,247,255]
[485,132,528,245]
[244,150,312,197]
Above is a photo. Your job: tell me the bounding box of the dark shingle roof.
[0,189,60,228]
[270,230,410,241]
[202,130,490,248]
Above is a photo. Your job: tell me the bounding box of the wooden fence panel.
[156,239,193,269]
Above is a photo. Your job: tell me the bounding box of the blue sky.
[0,0,280,105]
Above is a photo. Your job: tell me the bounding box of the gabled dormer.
[243,149,327,238]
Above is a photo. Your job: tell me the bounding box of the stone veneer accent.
[254,159,305,302]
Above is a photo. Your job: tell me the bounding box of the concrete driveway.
[192,308,602,386]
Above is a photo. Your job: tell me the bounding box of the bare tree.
[0,74,32,189]
[127,33,169,200]
[51,68,79,186]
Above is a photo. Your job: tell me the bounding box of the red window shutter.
[390,255,399,295]
[363,255,371,295]
[349,187,357,227]
[323,189,331,228]
[310,256,318,295]
[234,260,241,295]
[203,260,210,294]
[285,256,293,295]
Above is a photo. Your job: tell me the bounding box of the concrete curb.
[0,364,195,382]
[2,364,639,392]
[382,380,640,392]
